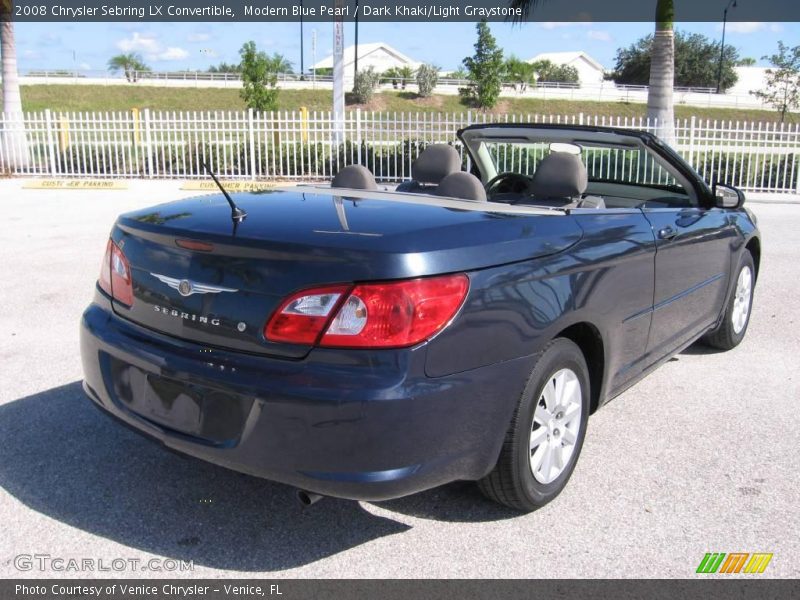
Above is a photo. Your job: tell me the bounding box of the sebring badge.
[153,306,221,326]
[150,273,238,297]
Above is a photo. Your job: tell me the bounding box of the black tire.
[703,250,755,351]
[478,338,590,512]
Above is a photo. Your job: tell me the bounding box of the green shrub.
[352,67,381,104]
[416,64,439,98]
[58,145,144,175]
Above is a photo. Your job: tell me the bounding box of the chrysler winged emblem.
[150,273,238,297]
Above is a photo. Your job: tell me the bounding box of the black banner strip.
[3,579,800,600]
[9,0,800,22]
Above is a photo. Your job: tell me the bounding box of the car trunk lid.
[110,188,583,357]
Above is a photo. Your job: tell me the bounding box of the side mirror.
[713,182,745,209]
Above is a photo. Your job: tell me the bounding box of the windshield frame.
[458,124,711,207]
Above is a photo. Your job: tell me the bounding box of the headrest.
[530,152,588,198]
[332,165,378,190]
[411,144,462,184]
[435,172,487,202]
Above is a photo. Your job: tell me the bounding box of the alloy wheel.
[529,368,583,484]
[732,265,753,335]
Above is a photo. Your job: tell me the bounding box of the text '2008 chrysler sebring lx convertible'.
[80,124,760,511]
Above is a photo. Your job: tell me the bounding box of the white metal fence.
[1,109,798,194]
[15,69,767,109]
[15,69,719,90]
[16,77,770,110]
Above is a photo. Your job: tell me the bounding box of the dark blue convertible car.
[80,124,760,511]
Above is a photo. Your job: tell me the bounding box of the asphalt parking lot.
[0,179,798,579]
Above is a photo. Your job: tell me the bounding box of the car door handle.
[658,226,678,241]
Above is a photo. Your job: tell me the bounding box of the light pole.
[716,0,737,94]
[300,0,305,80]
[311,28,317,89]
[354,0,359,80]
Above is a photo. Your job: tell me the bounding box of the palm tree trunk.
[1,3,29,169]
[646,0,676,147]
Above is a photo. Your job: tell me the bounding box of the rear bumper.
[80,299,534,501]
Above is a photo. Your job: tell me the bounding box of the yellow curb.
[181,181,293,192]
[23,179,129,190]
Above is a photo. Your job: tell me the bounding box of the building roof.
[312,42,420,70]
[527,51,605,72]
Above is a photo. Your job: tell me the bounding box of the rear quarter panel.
[425,210,658,406]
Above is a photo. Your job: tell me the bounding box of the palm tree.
[267,53,293,74]
[646,0,676,145]
[107,53,150,83]
[398,65,414,90]
[1,0,28,168]
[509,0,677,145]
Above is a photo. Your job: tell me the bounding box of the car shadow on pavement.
[679,343,724,356]
[0,382,412,572]
[376,482,524,523]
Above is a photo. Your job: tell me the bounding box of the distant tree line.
[102,28,799,121]
[207,61,243,74]
[122,42,296,111]
[608,31,740,91]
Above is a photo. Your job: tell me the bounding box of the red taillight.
[265,274,469,349]
[265,285,351,344]
[98,239,134,306]
[98,240,113,297]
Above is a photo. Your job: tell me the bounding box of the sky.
[12,20,798,74]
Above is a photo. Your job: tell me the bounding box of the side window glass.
[482,140,696,208]
[582,147,694,208]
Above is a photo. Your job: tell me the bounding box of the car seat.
[396,144,462,194]
[331,165,378,190]
[435,172,487,202]
[526,153,605,209]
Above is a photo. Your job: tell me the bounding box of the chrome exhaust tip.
[296,489,324,507]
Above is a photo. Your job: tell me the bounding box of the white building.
[527,51,606,85]
[313,42,421,85]
[728,66,770,96]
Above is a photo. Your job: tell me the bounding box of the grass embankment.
[11,84,797,123]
